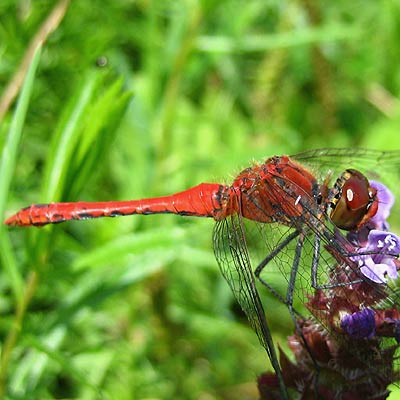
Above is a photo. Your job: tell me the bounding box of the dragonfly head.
[329,169,378,231]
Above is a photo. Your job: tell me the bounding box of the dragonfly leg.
[312,227,358,288]
[255,231,321,397]
[313,228,387,289]
[286,233,321,398]
[312,238,366,289]
[254,230,300,303]
[311,230,376,289]
[311,233,321,289]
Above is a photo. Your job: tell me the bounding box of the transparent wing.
[213,213,290,398]
[213,214,274,352]
[292,148,400,170]
[292,148,400,222]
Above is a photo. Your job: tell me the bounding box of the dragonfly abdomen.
[4,183,236,227]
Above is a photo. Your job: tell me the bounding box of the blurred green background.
[1,1,400,399]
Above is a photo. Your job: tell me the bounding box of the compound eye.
[330,170,377,231]
[342,173,371,212]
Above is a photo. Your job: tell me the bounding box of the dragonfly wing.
[213,214,274,353]
[292,148,400,169]
[213,214,291,399]
[292,148,400,217]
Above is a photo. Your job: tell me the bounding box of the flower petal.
[341,308,376,339]
[369,181,394,230]
[360,259,397,283]
[350,230,400,282]
[366,230,400,255]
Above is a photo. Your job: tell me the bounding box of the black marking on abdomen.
[78,213,96,220]
[33,222,47,227]
[141,209,171,215]
[109,210,125,217]
[51,213,65,222]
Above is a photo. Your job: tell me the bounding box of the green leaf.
[0,44,42,301]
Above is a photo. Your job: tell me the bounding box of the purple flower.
[346,181,399,283]
[369,181,395,231]
[361,230,399,282]
[347,181,394,247]
[341,308,376,339]
[353,230,400,283]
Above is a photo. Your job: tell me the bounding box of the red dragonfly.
[5,148,400,399]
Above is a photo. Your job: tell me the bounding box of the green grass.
[1,1,400,399]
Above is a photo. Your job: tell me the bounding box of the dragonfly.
[5,148,400,399]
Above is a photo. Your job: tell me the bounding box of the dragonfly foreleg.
[313,238,366,289]
[254,230,300,303]
[311,233,321,289]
